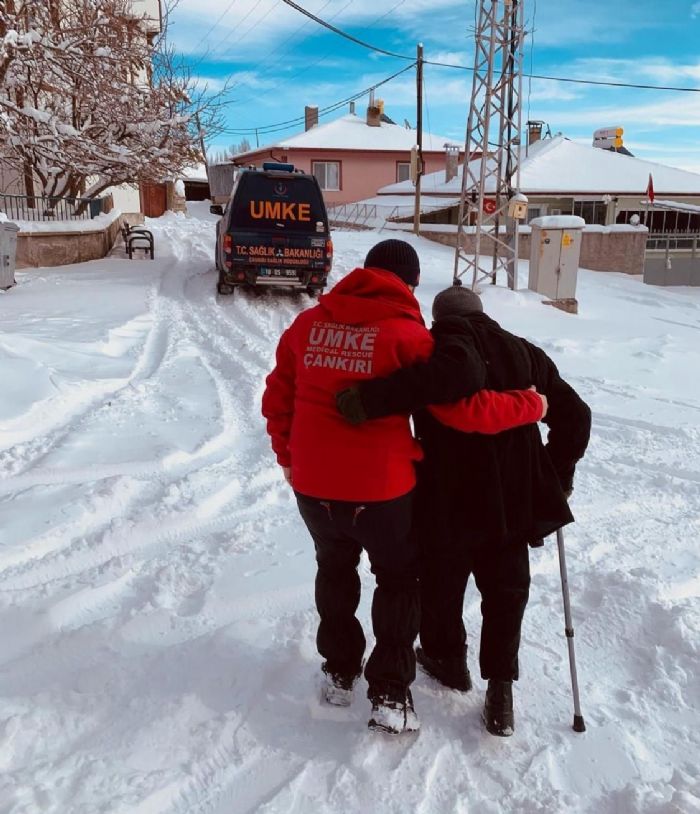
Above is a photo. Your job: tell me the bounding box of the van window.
[230,173,327,232]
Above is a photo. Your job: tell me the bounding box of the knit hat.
[432,285,484,321]
[364,239,421,287]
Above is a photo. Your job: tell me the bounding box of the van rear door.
[226,173,330,281]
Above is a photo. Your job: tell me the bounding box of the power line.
[428,59,700,93]
[225,0,352,99]
[221,0,407,115]
[209,0,270,54]
[226,0,337,91]
[526,0,537,123]
[220,62,416,136]
[279,0,414,60]
[279,0,700,93]
[191,0,239,57]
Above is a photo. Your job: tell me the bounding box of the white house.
[377,135,700,234]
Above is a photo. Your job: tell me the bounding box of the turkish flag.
[483,198,497,214]
[646,173,655,204]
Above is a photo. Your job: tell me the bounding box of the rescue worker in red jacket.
[261,239,546,734]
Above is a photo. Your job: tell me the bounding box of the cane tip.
[573,715,586,733]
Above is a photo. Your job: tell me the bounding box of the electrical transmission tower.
[453,0,527,290]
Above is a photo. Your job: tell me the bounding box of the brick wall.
[418,228,647,276]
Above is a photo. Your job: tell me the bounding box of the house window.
[312,161,340,191]
[573,200,607,226]
[396,162,411,183]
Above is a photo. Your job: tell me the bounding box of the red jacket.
[262,267,542,501]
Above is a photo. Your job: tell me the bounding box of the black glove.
[336,387,368,425]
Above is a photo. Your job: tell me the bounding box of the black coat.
[357,312,592,548]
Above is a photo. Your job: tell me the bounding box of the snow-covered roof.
[379,136,700,197]
[181,164,208,182]
[236,114,461,157]
[643,198,700,214]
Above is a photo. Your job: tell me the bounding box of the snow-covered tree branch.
[0,0,226,205]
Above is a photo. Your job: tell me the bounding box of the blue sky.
[168,0,700,172]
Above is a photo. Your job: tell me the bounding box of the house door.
[140,182,168,217]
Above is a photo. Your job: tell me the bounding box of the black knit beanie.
[432,285,484,321]
[364,239,420,287]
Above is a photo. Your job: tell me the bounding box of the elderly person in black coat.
[336,285,591,736]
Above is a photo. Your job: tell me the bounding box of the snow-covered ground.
[1,202,699,814]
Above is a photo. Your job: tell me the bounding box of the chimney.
[445,144,460,183]
[527,120,543,146]
[366,89,381,128]
[305,105,319,132]
[349,101,356,115]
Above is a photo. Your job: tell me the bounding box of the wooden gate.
[140,182,168,217]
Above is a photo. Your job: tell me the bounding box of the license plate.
[259,268,298,278]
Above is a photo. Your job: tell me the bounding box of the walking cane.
[555,527,586,732]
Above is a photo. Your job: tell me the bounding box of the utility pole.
[413,42,424,235]
[453,0,527,291]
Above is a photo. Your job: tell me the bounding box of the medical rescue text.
[304,322,378,375]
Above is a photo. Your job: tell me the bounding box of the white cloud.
[557,57,700,86]
[169,0,471,58]
[539,94,700,130]
[692,2,700,17]
[171,0,700,166]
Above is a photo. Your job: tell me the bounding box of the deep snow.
[0,203,699,814]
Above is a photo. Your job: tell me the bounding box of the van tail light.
[326,238,333,258]
[223,234,232,254]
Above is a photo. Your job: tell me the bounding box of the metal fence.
[327,203,402,231]
[646,232,700,253]
[644,233,700,287]
[0,193,113,222]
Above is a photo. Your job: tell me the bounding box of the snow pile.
[12,209,121,234]
[0,209,699,813]
[530,215,586,229]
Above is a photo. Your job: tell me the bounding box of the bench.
[121,222,154,260]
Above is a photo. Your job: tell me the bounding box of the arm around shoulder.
[428,388,544,434]
[352,326,487,420]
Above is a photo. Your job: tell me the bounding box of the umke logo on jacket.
[303,322,379,374]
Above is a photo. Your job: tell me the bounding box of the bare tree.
[231,138,251,155]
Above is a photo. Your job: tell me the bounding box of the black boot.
[321,662,362,707]
[482,680,514,737]
[416,646,472,692]
[368,685,420,734]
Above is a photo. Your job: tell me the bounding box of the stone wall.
[16,216,122,269]
[578,230,648,276]
[417,227,647,276]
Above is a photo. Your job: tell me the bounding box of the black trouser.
[295,491,419,697]
[419,538,530,681]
